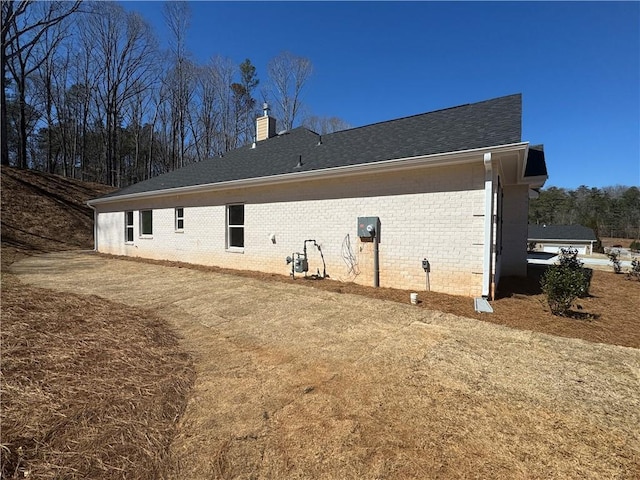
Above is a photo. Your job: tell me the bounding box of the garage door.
[543,245,586,255]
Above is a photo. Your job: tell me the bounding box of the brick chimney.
[256,103,276,142]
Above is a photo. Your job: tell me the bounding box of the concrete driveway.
[527,252,633,269]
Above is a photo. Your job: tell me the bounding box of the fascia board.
[87,142,529,206]
[522,174,548,189]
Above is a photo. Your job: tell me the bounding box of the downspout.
[482,152,494,299]
[88,203,98,252]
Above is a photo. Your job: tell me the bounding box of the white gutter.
[87,203,98,251]
[87,142,529,206]
[482,152,493,299]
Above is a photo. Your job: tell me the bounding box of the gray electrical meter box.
[357,216,380,238]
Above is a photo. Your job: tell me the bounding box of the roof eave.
[523,174,548,189]
[87,142,530,206]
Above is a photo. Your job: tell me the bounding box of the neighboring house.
[87,94,547,299]
[528,224,597,255]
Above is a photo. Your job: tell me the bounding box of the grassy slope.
[1,166,114,257]
[1,167,194,480]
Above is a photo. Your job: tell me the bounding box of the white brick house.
[88,94,547,299]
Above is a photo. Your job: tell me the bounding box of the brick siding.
[95,162,492,296]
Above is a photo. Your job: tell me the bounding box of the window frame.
[139,209,153,237]
[226,204,244,251]
[125,211,134,243]
[175,207,184,232]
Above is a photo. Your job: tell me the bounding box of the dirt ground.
[10,251,640,479]
[106,253,640,349]
[601,237,637,249]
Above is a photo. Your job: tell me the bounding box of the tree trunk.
[1,41,9,166]
[18,76,27,168]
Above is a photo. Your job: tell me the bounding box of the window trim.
[226,203,244,252]
[175,207,184,232]
[125,211,134,243]
[139,209,153,237]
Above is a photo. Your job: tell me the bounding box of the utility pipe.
[482,152,493,298]
[87,203,98,252]
[373,232,380,288]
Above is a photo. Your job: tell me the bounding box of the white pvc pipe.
[88,203,98,252]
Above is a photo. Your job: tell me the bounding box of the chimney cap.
[262,103,270,116]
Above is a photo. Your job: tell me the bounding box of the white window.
[140,210,153,236]
[227,204,244,250]
[125,211,134,243]
[175,207,184,231]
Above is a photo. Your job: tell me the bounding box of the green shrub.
[630,240,640,253]
[558,248,591,297]
[541,248,589,316]
[608,250,622,274]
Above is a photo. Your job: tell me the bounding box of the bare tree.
[32,17,68,174]
[232,58,259,145]
[189,64,215,161]
[209,55,237,153]
[303,115,351,135]
[1,0,81,167]
[163,1,193,169]
[267,51,312,132]
[85,2,157,186]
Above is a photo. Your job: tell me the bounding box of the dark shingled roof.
[99,94,523,199]
[525,145,548,177]
[528,224,597,242]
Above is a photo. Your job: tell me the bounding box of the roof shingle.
[100,93,523,199]
[528,225,597,242]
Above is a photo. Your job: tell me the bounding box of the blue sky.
[122,1,640,189]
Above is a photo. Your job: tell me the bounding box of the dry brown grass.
[1,166,113,256]
[10,251,640,479]
[1,167,194,479]
[601,237,638,248]
[1,260,195,479]
[105,254,640,349]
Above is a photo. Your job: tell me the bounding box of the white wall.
[95,162,495,296]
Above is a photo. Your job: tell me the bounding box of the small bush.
[630,240,640,253]
[608,250,622,274]
[541,248,589,316]
[627,258,640,281]
[558,248,591,297]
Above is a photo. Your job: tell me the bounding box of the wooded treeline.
[1,1,349,187]
[529,185,640,240]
